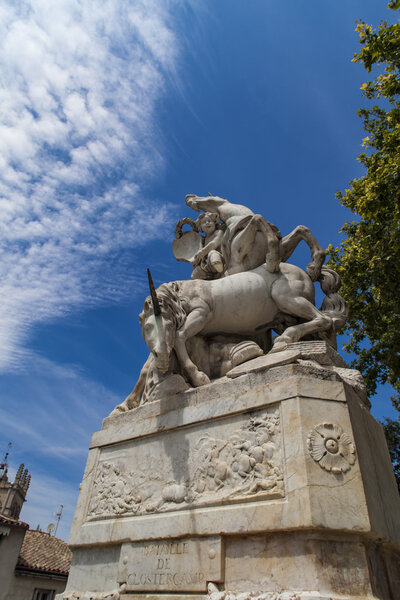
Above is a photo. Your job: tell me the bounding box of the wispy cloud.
[0,0,179,369]
[1,354,123,539]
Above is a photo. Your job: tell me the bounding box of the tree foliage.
[328,1,400,409]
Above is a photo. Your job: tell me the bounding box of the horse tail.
[318,267,348,332]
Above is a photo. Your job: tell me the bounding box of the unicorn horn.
[147,268,161,316]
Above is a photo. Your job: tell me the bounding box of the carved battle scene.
[87,408,283,520]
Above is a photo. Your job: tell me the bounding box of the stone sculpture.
[181,194,325,280]
[62,193,400,600]
[173,213,225,280]
[111,194,348,415]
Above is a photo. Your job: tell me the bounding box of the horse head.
[139,279,186,373]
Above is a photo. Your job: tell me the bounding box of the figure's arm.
[193,230,224,264]
[200,230,224,255]
[185,194,227,214]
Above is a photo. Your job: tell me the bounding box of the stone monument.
[60,195,400,600]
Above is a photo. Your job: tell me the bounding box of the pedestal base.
[59,343,400,600]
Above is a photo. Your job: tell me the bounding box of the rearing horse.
[185,194,326,281]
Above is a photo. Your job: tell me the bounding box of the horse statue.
[137,263,347,389]
[110,194,348,417]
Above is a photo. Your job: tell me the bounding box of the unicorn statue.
[111,194,347,416]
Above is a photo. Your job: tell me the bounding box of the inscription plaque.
[117,536,223,592]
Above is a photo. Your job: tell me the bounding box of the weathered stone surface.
[223,533,375,597]
[226,341,368,408]
[63,546,120,599]
[284,340,348,367]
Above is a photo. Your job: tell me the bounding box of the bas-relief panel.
[86,407,284,520]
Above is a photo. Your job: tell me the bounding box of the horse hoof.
[191,371,211,387]
[109,402,128,417]
[270,343,287,353]
[271,338,289,353]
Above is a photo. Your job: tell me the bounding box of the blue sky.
[0,1,397,540]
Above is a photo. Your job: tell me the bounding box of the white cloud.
[1,354,123,539]
[0,0,180,369]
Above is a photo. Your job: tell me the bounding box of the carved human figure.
[186,193,282,275]
[185,194,325,281]
[246,462,283,495]
[191,213,225,280]
[204,441,233,491]
[232,439,256,479]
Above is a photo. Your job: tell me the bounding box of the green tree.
[328,1,400,411]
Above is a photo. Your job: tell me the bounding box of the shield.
[173,230,203,264]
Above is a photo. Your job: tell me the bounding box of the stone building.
[0,461,31,518]
[0,460,72,600]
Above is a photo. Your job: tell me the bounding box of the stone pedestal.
[60,343,400,600]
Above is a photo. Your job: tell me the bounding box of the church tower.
[0,446,30,520]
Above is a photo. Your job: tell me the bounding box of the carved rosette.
[307,423,356,474]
